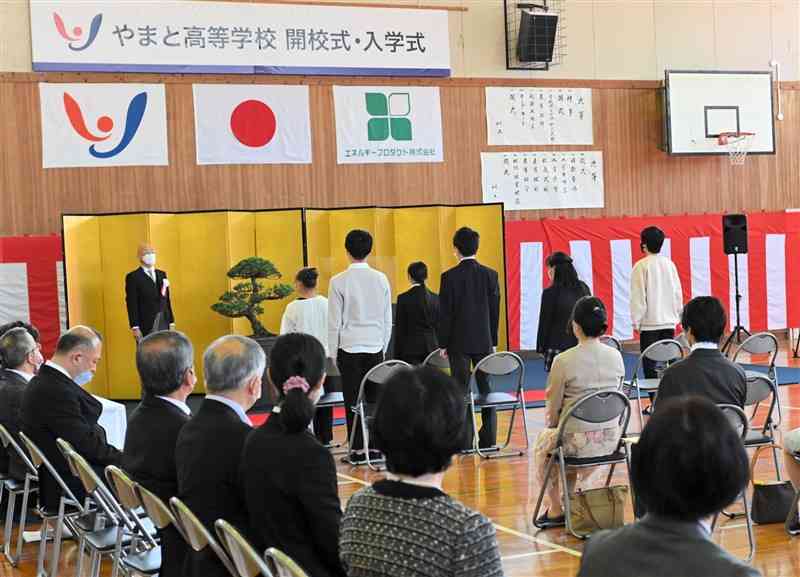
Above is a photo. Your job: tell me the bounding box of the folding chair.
[624,339,684,429]
[741,375,782,480]
[214,519,275,577]
[712,404,755,563]
[316,359,346,452]
[732,331,780,387]
[0,423,38,566]
[347,359,412,470]
[18,431,87,577]
[675,332,691,352]
[59,442,159,577]
[422,348,450,371]
[599,335,623,353]
[468,352,528,459]
[265,548,310,577]
[532,389,631,539]
[169,497,238,577]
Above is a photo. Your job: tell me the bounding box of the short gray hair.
[0,328,35,369]
[203,335,266,394]
[136,331,194,396]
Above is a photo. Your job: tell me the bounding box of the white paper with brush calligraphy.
[486,87,593,145]
[481,151,604,210]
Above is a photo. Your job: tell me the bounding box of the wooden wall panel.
[2,73,800,236]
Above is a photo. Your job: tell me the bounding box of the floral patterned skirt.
[534,425,621,486]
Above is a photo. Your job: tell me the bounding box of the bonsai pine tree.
[211,257,293,338]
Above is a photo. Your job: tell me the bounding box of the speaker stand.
[722,251,751,355]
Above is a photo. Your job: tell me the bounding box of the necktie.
[148,269,156,284]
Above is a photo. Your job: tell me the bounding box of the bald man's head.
[53,325,103,380]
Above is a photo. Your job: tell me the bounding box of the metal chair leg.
[605,463,617,487]
[37,517,49,577]
[532,455,556,528]
[3,489,16,563]
[13,484,31,566]
[742,492,755,563]
[560,450,583,539]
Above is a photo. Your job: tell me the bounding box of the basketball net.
[718,132,755,166]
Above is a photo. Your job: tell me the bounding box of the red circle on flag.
[230,100,277,148]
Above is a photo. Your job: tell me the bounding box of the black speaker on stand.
[721,214,750,354]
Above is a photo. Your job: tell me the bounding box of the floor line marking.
[501,550,560,561]
[337,472,371,486]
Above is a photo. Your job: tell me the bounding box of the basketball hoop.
[718,132,755,166]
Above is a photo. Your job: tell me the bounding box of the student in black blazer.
[536,252,591,371]
[125,243,175,341]
[655,296,747,411]
[123,331,196,577]
[242,333,346,577]
[175,335,265,577]
[394,261,440,365]
[0,326,43,480]
[438,227,501,449]
[20,327,122,511]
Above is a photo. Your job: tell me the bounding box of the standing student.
[438,227,501,450]
[536,252,591,371]
[280,267,332,444]
[394,261,439,365]
[630,226,683,378]
[328,230,392,463]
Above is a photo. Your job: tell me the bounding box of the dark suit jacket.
[0,369,30,480]
[125,268,174,336]
[438,259,501,355]
[655,348,747,411]
[20,364,122,510]
[536,281,591,353]
[578,514,761,577]
[123,394,191,577]
[175,398,251,577]
[241,412,346,577]
[394,285,439,362]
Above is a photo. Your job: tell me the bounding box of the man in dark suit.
[125,243,175,341]
[655,296,747,411]
[395,261,439,365]
[175,335,265,577]
[0,326,43,480]
[21,326,122,511]
[438,227,501,449]
[123,330,196,577]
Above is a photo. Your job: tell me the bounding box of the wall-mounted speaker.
[516,10,558,63]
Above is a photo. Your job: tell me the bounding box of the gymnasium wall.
[2,1,799,80]
[2,73,800,238]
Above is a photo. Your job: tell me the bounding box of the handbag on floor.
[569,485,629,537]
[751,444,794,524]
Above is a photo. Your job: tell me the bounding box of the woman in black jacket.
[394,261,439,365]
[241,333,346,577]
[536,252,591,371]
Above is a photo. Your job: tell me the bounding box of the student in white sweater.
[630,226,684,379]
[280,267,333,444]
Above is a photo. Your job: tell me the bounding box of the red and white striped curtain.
[505,212,800,351]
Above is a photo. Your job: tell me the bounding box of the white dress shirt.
[7,369,34,383]
[630,254,683,332]
[280,295,330,356]
[328,262,393,355]
[45,359,73,381]
[156,395,192,416]
[205,395,251,425]
[691,342,719,352]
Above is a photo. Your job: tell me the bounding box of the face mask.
[142,253,156,267]
[74,371,94,387]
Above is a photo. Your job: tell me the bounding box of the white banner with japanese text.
[486,87,593,145]
[481,151,604,210]
[30,1,450,76]
[333,86,444,164]
[193,84,312,165]
[39,83,168,168]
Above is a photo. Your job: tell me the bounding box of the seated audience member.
[175,335,264,577]
[339,366,504,577]
[533,296,625,528]
[655,296,746,410]
[242,333,346,577]
[21,326,122,511]
[280,267,333,445]
[0,326,43,480]
[578,397,759,577]
[123,330,195,577]
[394,261,439,365]
[0,321,40,344]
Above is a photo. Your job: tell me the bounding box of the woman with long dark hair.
[394,261,439,365]
[241,333,346,577]
[536,252,591,370]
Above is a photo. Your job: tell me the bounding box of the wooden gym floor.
[3,341,800,576]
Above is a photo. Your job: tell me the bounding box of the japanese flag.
[193,84,312,165]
